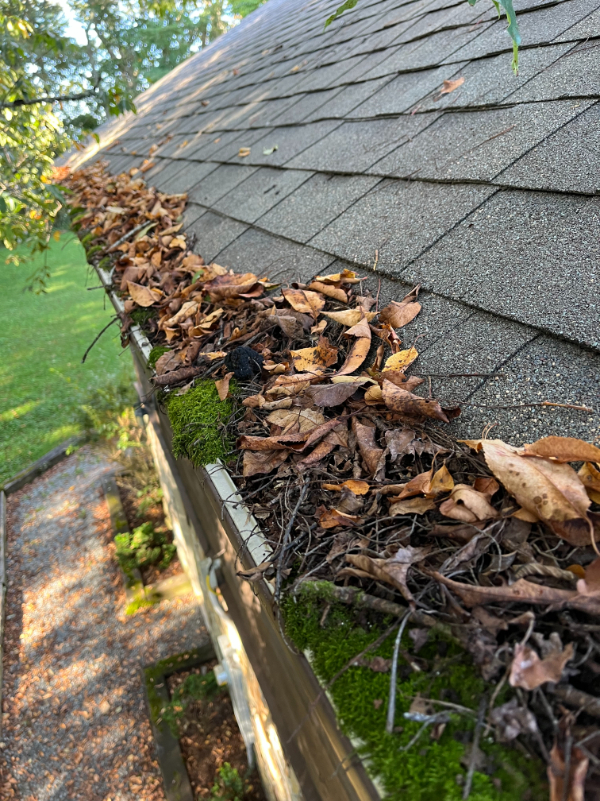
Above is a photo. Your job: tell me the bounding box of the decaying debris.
[64,160,600,799]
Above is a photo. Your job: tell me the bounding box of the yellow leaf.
[384,347,418,371]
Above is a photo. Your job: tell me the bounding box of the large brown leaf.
[548,742,588,801]
[307,281,347,302]
[242,449,289,477]
[204,272,260,300]
[290,336,338,372]
[282,288,326,316]
[307,380,369,407]
[296,425,348,469]
[523,436,600,463]
[324,309,376,326]
[335,336,371,376]
[346,546,429,605]
[382,380,450,423]
[471,439,595,547]
[379,300,421,329]
[509,641,574,690]
[439,484,499,524]
[352,418,384,477]
[127,281,163,307]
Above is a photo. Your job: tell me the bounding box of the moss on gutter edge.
[282,589,547,801]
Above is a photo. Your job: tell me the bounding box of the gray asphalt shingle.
[188,163,258,206]
[212,167,311,222]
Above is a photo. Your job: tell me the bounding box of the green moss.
[166,380,235,466]
[130,307,156,327]
[144,646,217,723]
[148,345,170,370]
[282,591,547,801]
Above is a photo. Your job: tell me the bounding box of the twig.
[152,366,203,386]
[514,563,577,583]
[463,695,487,800]
[81,316,118,363]
[386,611,411,734]
[562,733,573,801]
[274,480,309,604]
[549,685,600,720]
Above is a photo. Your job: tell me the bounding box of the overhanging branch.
[0,89,96,110]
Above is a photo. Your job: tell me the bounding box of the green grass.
[0,235,134,484]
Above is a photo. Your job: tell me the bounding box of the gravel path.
[0,446,206,801]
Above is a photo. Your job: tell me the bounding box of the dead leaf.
[578,462,600,503]
[391,465,454,501]
[382,380,450,423]
[490,699,540,743]
[204,272,261,300]
[384,348,419,371]
[548,740,588,801]
[296,425,347,468]
[439,484,499,524]
[307,281,347,302]
[237,561,274,581]
[282,288,326,317]
[346,546,429,605]
[379,299,422,329]
[471,439,595,547]
[215,371,234,401]
[165,300,198,327]
[431,572,600,615]
[352,418,384,477]
[381,371,425,393]
[335,336,371,376]
[315,268,361,284]
[364,384,384,405]
[576,556,600,595]
[523,436,600,463]
[238,147,251,157]
[318,508,361,529]
[428,523,481,543]
[389,497,436,515]
[127,281,162,307]
[242,450,289,477]
[325,309,377,326]
[266,407,325,434]
[307,380,369,407]
[323,480,370,495]
[509,641,574,690]
[290,336,338,372]
[438,77,465,96]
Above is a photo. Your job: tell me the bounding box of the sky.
[56,0,87,44]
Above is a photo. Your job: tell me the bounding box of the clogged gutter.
[63,161,600,801]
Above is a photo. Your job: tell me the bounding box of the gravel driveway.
[0,446,206,801]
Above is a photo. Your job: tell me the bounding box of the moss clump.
[148,345,170,370]
[166,380,235,467]
[282,592,546,801]
[130,307,156,328]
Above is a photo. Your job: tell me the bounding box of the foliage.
[283,592,547,801]
[114,521,176,576]
[211,763,245,801]
[148,345,170,370]
[325,0,522,72]
[0,0,265,282]
[165,380,235,467]
[158,669,221,735]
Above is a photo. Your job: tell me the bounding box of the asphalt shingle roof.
[67,0,600,443]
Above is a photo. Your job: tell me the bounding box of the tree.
[0,0,265,285]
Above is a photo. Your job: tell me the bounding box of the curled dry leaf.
[466,439,595,547]
[165,300,198,327]
[578,462,600,503]
[381,371,425,393]
[346,546,429,605]
[576,556,600,595]
[295,425,347,469]
[242,449,289,477]
[290,336,338,372]
[439,484,499,524]
[282,287,326,316]
[215,371,234,401]
[522,436,600,463]
[431,572,600,615]
[324,309,376,326]
[548,741,588,801]
[127,281,162,307]
[382,380,450,423]
[384,347,419,372]
[323,479,370,495]
[352,418,384,477]
[391,465,454,501]
[315,268,361,284]
[307,281,347,302]
[307,379,370,407]
[509,641,574,690]
[490,699,540,743]
[318,508,361,529]
[266,407,325,434]
[389,497,436,515]
[379,299,421,329]
[438,77,465,95]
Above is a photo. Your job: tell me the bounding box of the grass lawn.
[0,234,134,485]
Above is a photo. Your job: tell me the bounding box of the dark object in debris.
[225,347,264,380]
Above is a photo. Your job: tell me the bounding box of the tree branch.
[1,89,96,110]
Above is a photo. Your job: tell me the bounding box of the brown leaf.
[428,523,481,543]
[324,309,377,326]
[307,380,369,407]
[237,561,273,581]
[578,462,600,503]
[431,571,600,615]
[127,281,162,307]
[323,479,370,495]
[242,450,289,477]
[381,371,425,393]
[474,439,595,547]
[318,508,361,529]
[315,268,361,285]
[352,418,384,477]
[165,300,198,327]
[379,299,421,329]
[439,484,499,524]
[344,316,372,339]
[346,546,429,605]
[384,348,419,371]
[389,497,436,515]
[290,336,338,372]
[282,287,325,316]
[438,77,465,96]
[307,281,347,302]
[155,350,181,376]
[296,426,347,469]
[576,556,600,594]
[509,641,574,690]
[382,380,450,423]
[205,272,261,300]
[335,336,371,376]
[215,371,234,401]
[266,407,325,434]
[490,699,540,743]
[548,741,588,801]
[523,436,600,463]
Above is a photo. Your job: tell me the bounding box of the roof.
[67,0,600,443]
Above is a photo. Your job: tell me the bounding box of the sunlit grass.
[0,234,133,484]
